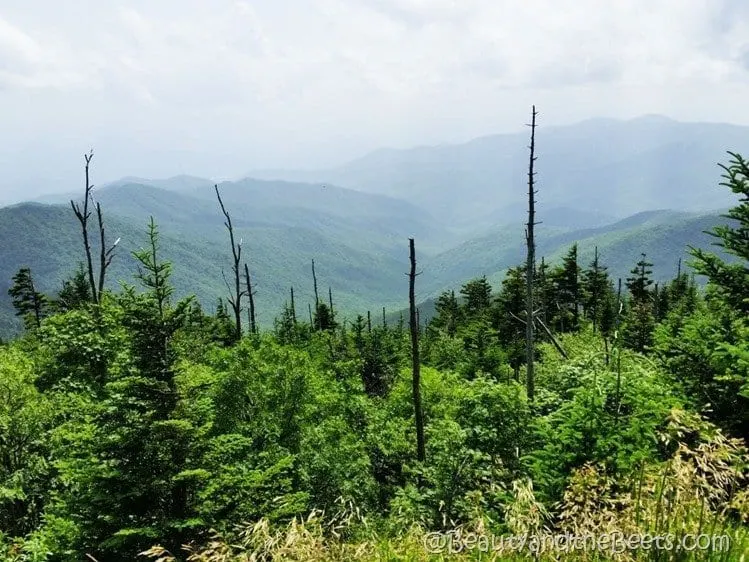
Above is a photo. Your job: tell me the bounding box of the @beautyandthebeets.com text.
[423,530,732,555]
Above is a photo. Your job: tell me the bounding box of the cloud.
[1,0,749,195]
[4,1,748,101]
[0,16,92,90]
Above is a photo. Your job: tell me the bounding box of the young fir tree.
[430,289,462,337]
[55,263,92,312]
[626,253,655,305]
[313,302,336,332]
[494,265,527,382]
[8,267,47,330]
[82,218,195,559]
[550,243,581,332]
[622,253,656,353]
[581,246,612,334]
[459,276,493,319]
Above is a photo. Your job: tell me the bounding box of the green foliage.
[690,151,749,315]
[0,347,52,539]
[8,268,48,330]
[53,263,92,313]
[529,339,682,502]
[549,243,581,332]
[2,152,749,561]
[626,253,655,304]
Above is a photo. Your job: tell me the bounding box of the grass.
[138,409,749,562]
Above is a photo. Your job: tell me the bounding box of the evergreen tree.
[534,256,553,326]
[82,218,195,558]
[313,302,336,331]
[275,300,299,344]
[626,253,654,305]
[690,151,749,315]
[622,301,655,353]
[8,267,47,329]
[55,263,92,312]
[431,289,462,337]
[459,276,493,318]
[494,266,526,381]
[581,246,612,333]
[550,243,581,332]
[599,283,617,361]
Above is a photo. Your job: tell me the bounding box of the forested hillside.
[0,186,733,339]
[1,129,748,562]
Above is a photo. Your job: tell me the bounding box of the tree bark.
[525,106,538,402]
[244,263,256,334]
[408,238,426,463]
[70,151,98,304]
[215,185,243,340]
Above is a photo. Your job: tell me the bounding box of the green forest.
[1,141,748,561]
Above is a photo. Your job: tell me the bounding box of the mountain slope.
[1,174,739,339]
[416,209,732,299]
[0,194,417,337]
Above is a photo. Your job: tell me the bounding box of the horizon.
[2,111,747,207]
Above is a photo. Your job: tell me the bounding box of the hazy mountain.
[0,202,414,338]
[1,184,735,339]
[249,115,748,225]
[3,114,745,337]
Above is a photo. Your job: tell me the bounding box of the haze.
[2,0,749,204]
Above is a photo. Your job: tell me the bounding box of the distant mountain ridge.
[248,115,748,226]
[0,185,734,339]
[2,113,745,337]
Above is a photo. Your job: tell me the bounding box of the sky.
[1,0,749,202]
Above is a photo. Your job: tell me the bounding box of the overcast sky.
[2,0,749,202]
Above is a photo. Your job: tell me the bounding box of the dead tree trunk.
[290,287,297,325]
[96,201,118,300]
[312,259,320,330]
[328,286,334,318]
[408,238,426,463]
[215,185,243,340]
[591,246,600,334]
[382,306,387,328]
[525,105,539,402]
[70,151,99,304]
[244,263,256,334]
[615,277,623,418]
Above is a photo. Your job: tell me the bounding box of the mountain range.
[1,114,744,337]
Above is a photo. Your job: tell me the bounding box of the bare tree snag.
[70,151,99,304]
[311,259,320,330]
[408,238,426,463]
[367,310,372,333]
[382,306,387,328]
[215,185,243,340]
[312,259,319,306]
[290,286,297,325]
[534,316,568,359]
[244,263,256,334]
[525,105,539,402]
[614,277,623,416]
[95,201,119,300]
[328,286,334,318]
